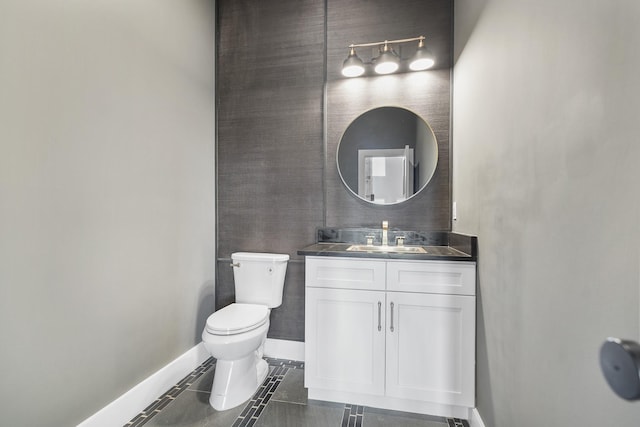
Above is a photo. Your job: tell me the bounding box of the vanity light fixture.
[374,42,399,75]
[342,47,365,77]
[341,36,434,78]
[409,38,435,71]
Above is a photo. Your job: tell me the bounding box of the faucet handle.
[365,235,375,246]
[395,236,405,247]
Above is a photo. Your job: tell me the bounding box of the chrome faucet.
[382,221,389,246]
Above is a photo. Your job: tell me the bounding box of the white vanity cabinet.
[304,256,476,418]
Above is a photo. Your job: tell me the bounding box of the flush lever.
[230,262,240,268]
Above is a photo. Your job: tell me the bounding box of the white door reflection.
[358,145,414,204]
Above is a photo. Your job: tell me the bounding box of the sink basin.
[346,244,427,254]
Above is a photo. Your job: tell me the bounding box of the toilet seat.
[205,303,269,336]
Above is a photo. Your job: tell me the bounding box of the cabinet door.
[387,260,476,296]
[386,292,475,407]
[305,256,386,291]
[305,287,386,396]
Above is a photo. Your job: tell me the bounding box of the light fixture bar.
[348,36,425,49]
[341,35,433,78]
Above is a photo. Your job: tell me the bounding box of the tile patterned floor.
[125,357,469,427]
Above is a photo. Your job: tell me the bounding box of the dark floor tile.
[141,398,165,414]
[144,390,245,427]
[446,418,470,427]
[127,415,150,427]
[254,400,344,427]
[341,404,364,427]
[127,413,145,424]
[363,407,448,427]
[128,357,463,427]
[270,369,307,405]
[155,396,175,412]
[265,358,305,369]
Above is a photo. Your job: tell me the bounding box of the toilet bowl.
[202,303,271,410]
[201,252,289,411]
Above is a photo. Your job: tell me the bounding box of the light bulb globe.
[342,48,365,77]
[374,46,399,75]
[409,39,434,71]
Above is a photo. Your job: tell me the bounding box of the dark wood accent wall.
[216,0,453,342]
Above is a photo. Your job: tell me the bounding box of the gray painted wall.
[453,0,640,425]
[0,1,215,425]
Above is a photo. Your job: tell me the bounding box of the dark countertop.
[297,228,477,262]
[298,242,474,261]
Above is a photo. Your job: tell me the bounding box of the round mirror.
[337,106,438,205]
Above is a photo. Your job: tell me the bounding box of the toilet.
[202,252,289,411]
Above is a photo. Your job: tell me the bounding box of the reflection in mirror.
[337,107,438,205]
[359,147,414,203]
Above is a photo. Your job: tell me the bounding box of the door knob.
[599,337,640,401]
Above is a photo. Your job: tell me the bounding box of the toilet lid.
[205,303,269,335]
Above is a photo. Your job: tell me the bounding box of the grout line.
[269,398,307,406]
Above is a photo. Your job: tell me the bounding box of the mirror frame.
[336,106,438,206]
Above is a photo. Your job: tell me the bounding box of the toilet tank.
[231,252,289,308]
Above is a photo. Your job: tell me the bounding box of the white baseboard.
[469,408,486,427]
[77,337,477,426]
[264,338,305,361]
[77,343,209,427]
[78,339,303,426]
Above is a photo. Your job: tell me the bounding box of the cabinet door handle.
[377,301,382,331]
[390,302,395,332]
